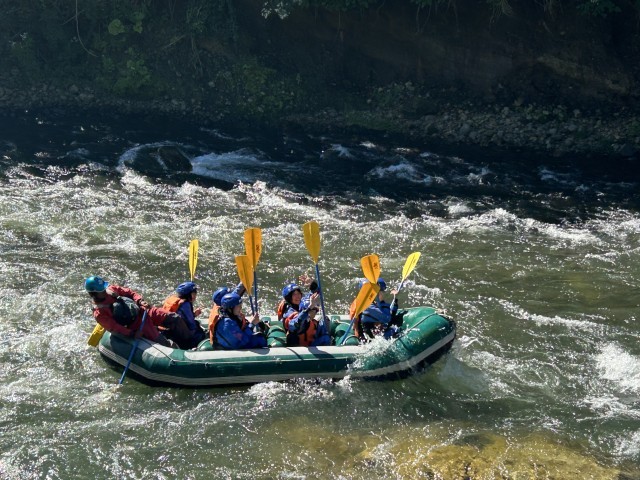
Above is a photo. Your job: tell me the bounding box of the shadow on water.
[1,108,639,223]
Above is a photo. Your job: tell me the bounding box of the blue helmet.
[85,276,108,293]
[212,287,229,306]
[176,281,198,296]
[221,292,242,310]
[282,283,302,300]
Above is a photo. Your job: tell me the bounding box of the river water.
[0,110,639,479]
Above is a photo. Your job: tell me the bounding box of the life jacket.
[212,310,248,347]
[93,291,140,327]
[276,300,287,321]
[277,299,300,321]
[283,313,319,347]
[162,294,185,313]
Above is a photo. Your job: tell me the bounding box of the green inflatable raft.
[98,306,456,387]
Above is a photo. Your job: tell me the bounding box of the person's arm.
[247,312,268,334]
[287,311,310,334]
[233,282,247,297]
[238,320,262,348]
[390,301,398,317]
[380,301,394,323]
[108,285,147,307]
[177,302,197,330]
[217,318,246,349]
[299,274,318,293]
[389,290,399,315]
[93,307,133,336]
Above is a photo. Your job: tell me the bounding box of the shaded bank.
[0,0,639,159]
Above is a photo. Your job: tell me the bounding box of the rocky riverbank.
[1,79,639,161]
[291,100,640,160]
[2,0,639,162]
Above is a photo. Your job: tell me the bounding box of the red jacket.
[92,285,144,336]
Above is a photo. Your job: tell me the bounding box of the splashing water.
[0,110,639,478]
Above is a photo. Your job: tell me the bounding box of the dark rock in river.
[157,146,192,172]
[124,145,192,177]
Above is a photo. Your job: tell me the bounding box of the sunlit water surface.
[0,111,639,479]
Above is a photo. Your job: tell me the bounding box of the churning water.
[0,110,639,479]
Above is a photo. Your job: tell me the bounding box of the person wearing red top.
[85,275,182,347]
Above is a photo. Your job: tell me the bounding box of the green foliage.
[100,47,160,96]
[408,0,454,9]
[108,19,126,36]
[305,0,377,11]
[107,8,146,36]
[0,0,637,124]
[184,0,238,43]
[485,0,514,16]
[261,0,301,18]
[212,57,307,119]
[628,119,640,137]
[8,33,42,79]
[261,0,375,18]
[131,11,145,33]
[114,48,152,94]
[186,4,210,34]
[576,0,621,17]
[261,0,632,18]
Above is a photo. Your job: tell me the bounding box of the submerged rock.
[157,146,192,172]
[123,144,192,177]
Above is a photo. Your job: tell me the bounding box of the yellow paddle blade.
[401,252,421,282]
[188,239,199,281]
[235,254,254,294]
[87,324,105,347]
[352,282,380,319]
[360,254,380,284]
[244,228,262,269]
[302,221,321,264]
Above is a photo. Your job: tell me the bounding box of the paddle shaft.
[391,252,420,306]
[314,263,328,334]
[248,294,256,315]
[252,271,259,314]
[391,278,408,306]
[118,310,148,385]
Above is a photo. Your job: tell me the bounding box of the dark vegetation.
[0,1,639,155]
